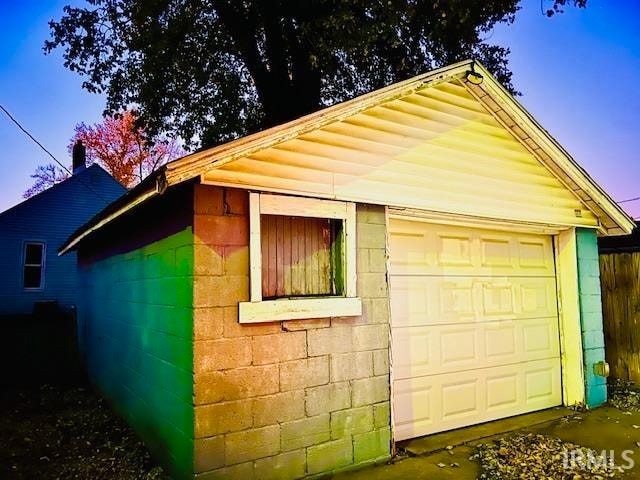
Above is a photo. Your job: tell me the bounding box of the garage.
[389,218,562,441]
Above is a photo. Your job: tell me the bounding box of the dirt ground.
[0,384,164,479]
[3,382,640,479]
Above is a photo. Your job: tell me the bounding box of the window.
[23,242,45,290]
[239,193,361,323]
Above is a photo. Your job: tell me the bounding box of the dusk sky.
[1,1,639,216]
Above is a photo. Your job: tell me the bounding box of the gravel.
[0,384,165,479]
[471,433,621,479]
[609,379,640,412]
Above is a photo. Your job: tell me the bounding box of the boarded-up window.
[260,215,344,298]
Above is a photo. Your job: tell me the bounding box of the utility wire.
[617,196,640,204]
[0,103,112,206]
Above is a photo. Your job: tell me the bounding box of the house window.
[239,193,361,323]
[23,242,45,290]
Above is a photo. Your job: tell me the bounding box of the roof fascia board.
[473,63,634,234]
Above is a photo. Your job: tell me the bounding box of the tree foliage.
[46,0,586,149]
[71,110,184,187]
[23,164,69,199]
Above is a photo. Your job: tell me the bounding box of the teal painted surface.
[576,228,607,408]
[80,228,194,479]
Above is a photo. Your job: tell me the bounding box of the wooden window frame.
[22,241,46,291]
[239,193,361,323]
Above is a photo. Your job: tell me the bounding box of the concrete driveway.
[335,406,640,479]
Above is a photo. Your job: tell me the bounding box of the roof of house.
[1,164,125,225]
[60,60,635,255]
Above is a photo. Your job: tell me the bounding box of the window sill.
[238,297,362,324]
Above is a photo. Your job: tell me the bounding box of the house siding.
[0,165,124,315]
[77,184,195,479]
[192,185,391,479]
[576,228,607,407]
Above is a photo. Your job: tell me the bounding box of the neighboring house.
[0,151,125,315]
[598,224,640,382]
[60,60,634,480]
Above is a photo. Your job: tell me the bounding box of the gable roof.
[60,60,634,255]
[1,164,125,223]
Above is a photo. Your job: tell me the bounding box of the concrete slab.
[399,407,573,456]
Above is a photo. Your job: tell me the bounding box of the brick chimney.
[72,140,86,174]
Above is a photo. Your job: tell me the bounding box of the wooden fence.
[600,252,640,382]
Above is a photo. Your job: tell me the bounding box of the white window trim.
[22,241,46,291]
[239,193,360,323]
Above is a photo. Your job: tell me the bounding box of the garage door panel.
[393,318,560,379]
[389,220,555,277]
[390,219,562,439]
[393,359,562,441]
[390,276,557,327]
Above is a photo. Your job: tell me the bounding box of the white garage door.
[389,219,562,441]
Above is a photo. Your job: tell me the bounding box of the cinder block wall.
[576,228,607,407]
[192,185,392,479]
[78,185,196,479]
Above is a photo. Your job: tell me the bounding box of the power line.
[617,196,640,204]
[0,103,113,206]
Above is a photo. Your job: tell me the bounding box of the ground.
[3,382,640,479]
[0,385,165,479]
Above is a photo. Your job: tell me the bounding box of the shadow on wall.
[0,302,85,387]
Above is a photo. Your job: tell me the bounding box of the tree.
[45,0,586,149]
[24,111,183,198]
[70,110,184,187]
[23,164,69,198]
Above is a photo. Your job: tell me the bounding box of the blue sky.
[1,1,640,216]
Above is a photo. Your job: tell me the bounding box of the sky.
[0,1,639,216]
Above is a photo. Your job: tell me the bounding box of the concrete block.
[586,382,607,408]
[280,356,329,391]
[194,435,225,473]
[582,330,605,350]
[282,318,331,331]
[372,349,389,376]
[223,306,281,338]
[253,390,306,427]
[368,249,387,273]
[225,188,248,215]
[356,272,388,299]
[362,298,390,324]
[194,364,279,404]
[194,274,249,307]
[193,307,224,340]
[353,324,389,351]
[196,462,254,480]
[356,205,386,225]
[576,228,599,260]
[252,332,307,365]
[352,376,389,407]
[306,382,351,416]
[330,351,373,382]
[224,245,249,275]
[225,425,280,465]
[194,337,252,374]
[308,326,354,356]
[579,294,604,318]
[281,414,330,451]
[194,185,224,216]
[194,214,249,247]
[254,449,306,480]
[195,400,253,437]
[578,275,602,296]
[357,248,369,274]
[356,223,387,250]
[353,428,391,463]
[307,438,353,474]
[194,244,224,275]
[330,406,374,439]
[373,402,391,429]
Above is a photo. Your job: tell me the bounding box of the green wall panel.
[80,226,194,479]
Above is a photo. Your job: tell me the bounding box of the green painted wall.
[576,228,607,408]
[80,226,195,479]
